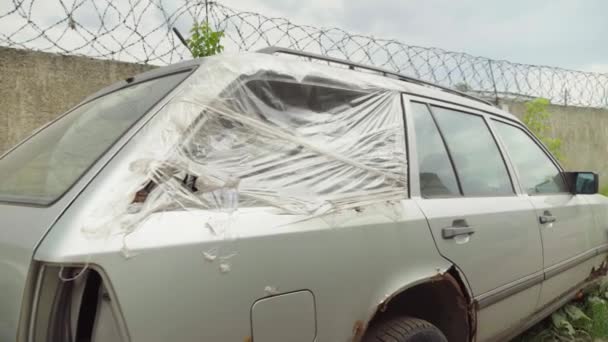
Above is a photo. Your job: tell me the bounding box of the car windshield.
[0,71,190,205]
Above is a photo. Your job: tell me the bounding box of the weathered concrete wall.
[1,47,607,188]
[0,47,155,154]
[504,100,608,187]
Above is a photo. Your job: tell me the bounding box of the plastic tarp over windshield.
[82,54,408,240]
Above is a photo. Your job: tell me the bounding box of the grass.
[601,185,608,197]
[516,280,608,341]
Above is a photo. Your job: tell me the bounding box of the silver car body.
[1,51,607,342]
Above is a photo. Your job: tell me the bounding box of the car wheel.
[363,316,448,342]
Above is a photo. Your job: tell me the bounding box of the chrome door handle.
[442,219,475,239]
[539,210,556,224]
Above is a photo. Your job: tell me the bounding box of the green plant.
[516,281,608,341]
[600,185,608,196]
[522,98,564,162]
[187,21,224,57]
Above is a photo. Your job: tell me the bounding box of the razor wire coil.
[1,0,607,107]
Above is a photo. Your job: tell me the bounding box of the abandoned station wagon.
[1,47,607,342]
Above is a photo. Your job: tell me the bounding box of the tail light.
[27,264,128,342]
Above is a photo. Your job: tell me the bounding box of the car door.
[491,119,598,308]
[404,98,543,340]
[585,193,608,255]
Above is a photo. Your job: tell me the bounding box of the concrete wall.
[1,46,607,188]
[504,100,608,188]
[0,47,155,154]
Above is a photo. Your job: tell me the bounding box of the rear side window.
[492,120,567,194]
[183,77,408,211]
[411,102,460,198]
[431,106,513,196]
[0,71,190,205]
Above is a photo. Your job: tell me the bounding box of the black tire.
[363,316,448,342]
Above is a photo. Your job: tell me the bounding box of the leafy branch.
[522,98,564,162]
[187,21,224,57]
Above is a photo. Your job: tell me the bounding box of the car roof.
[254,47,520,123]
[86,50,520,123]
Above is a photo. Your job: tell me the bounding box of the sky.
[1,0,607,73]
[217,0,608,73]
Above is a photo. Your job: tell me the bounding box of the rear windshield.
[0,71,190,205]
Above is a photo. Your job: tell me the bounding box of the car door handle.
[442,219,475,239]
[539,211,557,224]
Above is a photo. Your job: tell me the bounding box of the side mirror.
[564,171,599,194]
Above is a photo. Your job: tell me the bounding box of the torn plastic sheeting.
[171,79,407,212]
[81,54,409,241]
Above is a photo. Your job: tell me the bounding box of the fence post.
[487,60,499,105]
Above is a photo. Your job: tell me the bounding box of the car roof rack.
[257,46,493,107]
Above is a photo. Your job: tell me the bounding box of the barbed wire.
[1,0,607,107]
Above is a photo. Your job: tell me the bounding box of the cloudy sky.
[1,0,607,73]
[219,0,608,73]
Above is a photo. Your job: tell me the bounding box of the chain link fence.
[2,0,608,107]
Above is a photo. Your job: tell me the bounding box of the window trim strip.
[423,103,465,196]
[400,95,411,199]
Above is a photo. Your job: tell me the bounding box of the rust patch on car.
[444,269,477,341]
[587,259,608,281]
[377,298,389,313]
[352,320,365,341]
[431,272,471,312]
[575,289,585,300]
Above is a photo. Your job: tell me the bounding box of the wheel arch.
[355,266,475,342]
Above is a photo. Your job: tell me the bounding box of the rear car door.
[491,119,598,308]
[405,98,543,340]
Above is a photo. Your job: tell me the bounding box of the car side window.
[431,106,514,196]
[410,102,460,198]
[492,120,568,194]
[184,77,409,210]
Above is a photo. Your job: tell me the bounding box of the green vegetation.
[522,98,564,162]
[521,98,607,197]
[187,21,224,57]
[516,281,608,341]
